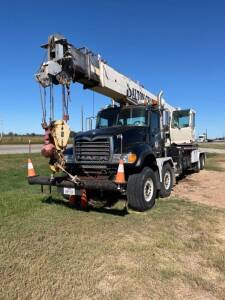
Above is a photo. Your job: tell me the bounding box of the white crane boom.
[36,34,174,112]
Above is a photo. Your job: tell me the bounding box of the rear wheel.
[193,159,201,173]
[127,167,157,211]
[160,163,173,198]
[200,155,205,170]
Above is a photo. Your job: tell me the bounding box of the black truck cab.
[62,104,174,211]
[69,105,165,178]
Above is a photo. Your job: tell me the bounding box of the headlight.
[112,153,137,164]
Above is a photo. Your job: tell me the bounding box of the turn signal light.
[128,153,137,163]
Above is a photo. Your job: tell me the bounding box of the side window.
[163,110,170,127]
[151,111,160,133]
[98,117,109,128]
[172,110,190,128]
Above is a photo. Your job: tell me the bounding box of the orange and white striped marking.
[27,158,36,177]
[114,159,126,184]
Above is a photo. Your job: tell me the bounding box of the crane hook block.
[50,120,70,151]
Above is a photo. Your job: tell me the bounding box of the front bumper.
[28,175,119,191]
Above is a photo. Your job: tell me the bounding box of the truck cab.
[61,104,175,211]
[68,104,164,177]
[170,109,196,144]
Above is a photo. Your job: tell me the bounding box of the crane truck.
[28,33,205,212]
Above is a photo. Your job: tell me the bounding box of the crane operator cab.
[170,109,196,144]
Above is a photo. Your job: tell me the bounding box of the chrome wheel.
[164,171,171,191]
[144,178,154,202]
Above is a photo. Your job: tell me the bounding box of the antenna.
[81,105,84,131]
[92,91,95,117]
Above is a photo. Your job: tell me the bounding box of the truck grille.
[75,138,111,162]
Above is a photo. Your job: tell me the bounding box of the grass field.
[0,135,44,145]
[205,153,225,172]
[0,154,225,299]
[200,142,225,150]
[0,135,74,145]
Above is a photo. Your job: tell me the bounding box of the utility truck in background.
[28,33,205,211]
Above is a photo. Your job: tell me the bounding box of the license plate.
[63,187,75,195]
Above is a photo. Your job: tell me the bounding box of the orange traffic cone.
[80,189,88,209]
[27,158,36,177]
[114,159,126,184]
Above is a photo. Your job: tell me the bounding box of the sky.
[0,0,225,138]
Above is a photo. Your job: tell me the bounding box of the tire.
[160,163,173,198]
[200,155,205,170]
[193,159,201,173]
[127,167,157,212]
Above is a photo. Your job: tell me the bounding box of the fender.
[130,144,156,168]
[156,157,174,183]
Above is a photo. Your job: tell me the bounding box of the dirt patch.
[220,162,225,169]
[172,170,225,209]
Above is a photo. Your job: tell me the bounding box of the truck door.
[150,111,162,156]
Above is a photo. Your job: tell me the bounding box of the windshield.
[96,108,119,129]
[172,110,190,128]
[117,107,147,126]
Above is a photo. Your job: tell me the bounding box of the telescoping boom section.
[36,33,174,110]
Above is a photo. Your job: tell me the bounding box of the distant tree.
[31,133,36,136]
[8,132,14,136]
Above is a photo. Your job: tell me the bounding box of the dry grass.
[0,154,225,299]
[0,135,44,145]
[0,135,74,145]
[205,153,225,172]
[200,142,225,150]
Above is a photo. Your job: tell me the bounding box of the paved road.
[1,144,225,155]
[0,144,42,154]
[0,144,73,154]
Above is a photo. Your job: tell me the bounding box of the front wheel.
[127,167,157,212]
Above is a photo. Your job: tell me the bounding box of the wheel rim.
[144,178,154,202]
[164,171,171,190]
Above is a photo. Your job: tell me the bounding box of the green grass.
[0,154,225,299]
[200,142,225,150]
[205,153,225,172]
